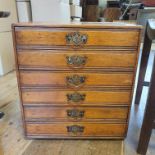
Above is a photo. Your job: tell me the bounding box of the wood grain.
[19,71,134,88]
[0,72,32,155]
[15,28,140,47]
[12,23,141,139]
[0,71,124,154]
[17,50,137,69]
[24,106,129,121]
[26,122,127,137]
[22,140,123,155]
[21,89,131,105]
[13,22,142,29]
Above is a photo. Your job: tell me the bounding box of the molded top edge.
[12,22,142,29]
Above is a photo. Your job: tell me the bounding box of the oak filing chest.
[12,22,142,139]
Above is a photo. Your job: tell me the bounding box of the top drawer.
[14,27,140,48]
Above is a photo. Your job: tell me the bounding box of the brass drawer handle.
[66,74,86,87]
[66,55,87,68]
[67,125,84,135]
[67,109,85,119]
[66,32,88,46]
[66,92,86,103]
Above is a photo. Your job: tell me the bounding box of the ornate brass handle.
[66,32,88,46]
[66,55,87,68]
[67,125,84,135]
[66,75,86,87]
[66,92,86,103]
[67,109,85,119]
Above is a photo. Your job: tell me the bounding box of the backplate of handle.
[66,32,88,46]
[66,55,87,68]
[67,109,85,119]
[66,92,86,103]
[67,125,84,135]
[66,74,86,87]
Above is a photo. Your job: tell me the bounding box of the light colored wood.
[18,50,136,69]
[15,28,140,47]
[12,21,142,29]
[12,23,142,139]
[24,106,129,121]
[19,71,134,87]
[17,50,136,69]
[26,122,127,137]
[0,101,31,155]
[22,89,131,105]
[2,55,155,154]
[0,72,32,155]
[0,72,17,107]
[17,50,137,69]
[22,140,123,155]
[0,71,123,155]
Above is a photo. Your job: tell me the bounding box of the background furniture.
[137,8,155,28]
[82,0,99,21]
[0,0,17,76]
[16,0,32,22]
[30,0,71,22]
[142,0,155,7]
[104,7,121,21]
[136,19,155,155]
[12,22,141,139]
[30,0,82,23]
[70,0,82,22]
[135,19,155,105]
[107,0,120,8]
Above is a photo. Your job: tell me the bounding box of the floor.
[0,45,155,155]
[0,72,31,155]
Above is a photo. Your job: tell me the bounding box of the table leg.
[137,109,153,155]
[135,27,152,104]
[137,55,155,154]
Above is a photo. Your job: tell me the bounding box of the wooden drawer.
[13,23,142,139]
[26,122,127,138]
[22,89,131,106]
[15,27,139,47]
[19,71,134,88]
[24,106,129,121]
[17,50,137,70]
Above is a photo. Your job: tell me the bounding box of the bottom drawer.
[26,122,127,138]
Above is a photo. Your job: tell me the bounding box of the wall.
[0,0,17,75]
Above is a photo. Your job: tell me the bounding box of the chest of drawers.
[12,23,142,139]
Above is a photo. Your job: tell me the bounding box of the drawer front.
[24,106,129,121]
[17,50,137,69]
[19,71,134,88]
[22,89,131,105]
[15,28,139,47]
[26,122,127,137]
